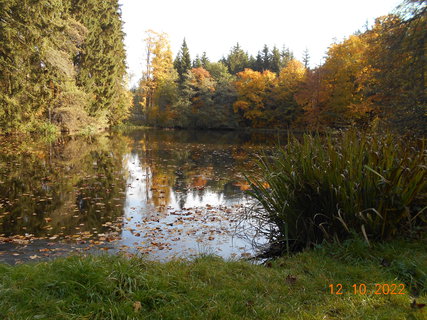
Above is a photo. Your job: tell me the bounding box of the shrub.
[247,131,427,253]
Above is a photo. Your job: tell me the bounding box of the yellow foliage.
[139,30,177,118]
[279,59,306,89]
[233,69,279,127]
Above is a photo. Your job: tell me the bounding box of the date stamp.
[329,283,406,295]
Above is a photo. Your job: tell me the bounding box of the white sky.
[119,0,402,87]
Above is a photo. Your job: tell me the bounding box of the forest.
[1,0,425,135]
[133,1,426,133]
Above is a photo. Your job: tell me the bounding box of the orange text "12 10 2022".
[328,283,406,295]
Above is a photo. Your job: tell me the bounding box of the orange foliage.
[190,67,211,81]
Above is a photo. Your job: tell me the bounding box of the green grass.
[247,130,427,252]
[0,238,426,319]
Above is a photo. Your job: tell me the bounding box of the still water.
[0,129,283,262]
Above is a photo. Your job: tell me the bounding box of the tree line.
[133,0,426,132]
[0,0,131,135]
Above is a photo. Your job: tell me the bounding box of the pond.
[0,129,285,263]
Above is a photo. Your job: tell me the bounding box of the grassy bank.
[0,238,426,319]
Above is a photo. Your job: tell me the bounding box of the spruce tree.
[270,46,282,73]
[253,52,264,71]
[262,44,270,71]
[0,0,87,132]
[0,0,130,132]
[174,39,191,83]
[281,46,294,67]
[302,48,310,69]
[70,0,128,121]
[200,52,209,68]
[193,55,202,68]
[226,43,249,74]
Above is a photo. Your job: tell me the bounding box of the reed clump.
[247,131,427,253]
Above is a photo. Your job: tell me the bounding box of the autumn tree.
[295,68,327,128]
[296,35,373,128]
[233,69,278,127]
[187,68,215,109]
[137,30,158,112]
[295,1,426,131]
[273,59,306,125]
[137,30,178,126]
[362,2,426,131]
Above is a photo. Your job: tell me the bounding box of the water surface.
[0,129,283,262]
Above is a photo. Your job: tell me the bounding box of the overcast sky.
[119,0,402,87]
